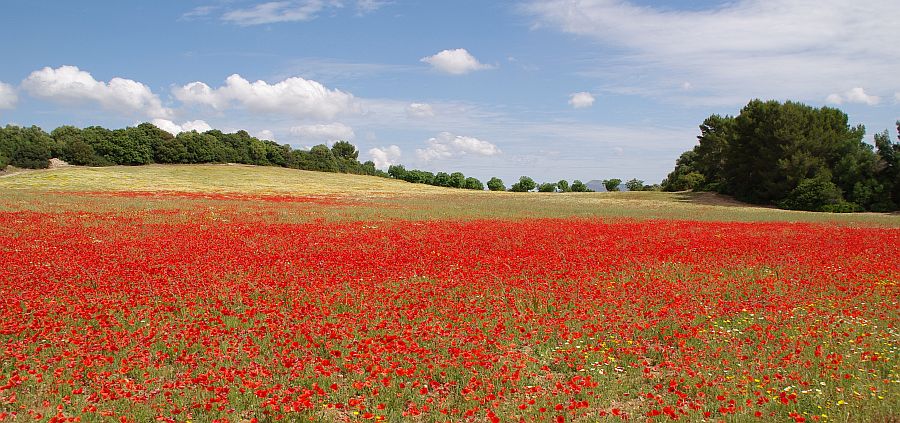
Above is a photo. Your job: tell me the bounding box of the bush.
[570,180,589,192]
[464,177,484,190]
[487,177,505,191]
[778,177,845,212]
[11,142,51,169]
[510,176,536,192]
[538,182,557,192]
[0,154,8,171]
[603,178,622,192]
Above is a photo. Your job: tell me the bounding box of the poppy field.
[1,170,899,422]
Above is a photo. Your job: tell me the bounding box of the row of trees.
[0,123,385,176]
[0,122,650,195]
[662,100,900,212]
[386,165,485,190]
[505,176,592,193]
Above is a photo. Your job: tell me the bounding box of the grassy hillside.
[1,164,898,225]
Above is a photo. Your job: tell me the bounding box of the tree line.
[662,100,900,212]
[0,123,385,176]
[1,121,653,195]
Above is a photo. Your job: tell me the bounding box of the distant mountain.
[586,180,628,192]
[586,180,606,192]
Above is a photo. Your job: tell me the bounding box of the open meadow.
[1,165,898,422]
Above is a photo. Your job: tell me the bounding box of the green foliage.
[1,125,54,169]
[664,100,898,211]
[557,180,570,192]
[510,176,536,192]
[12,141,51,169]
[0,154,8,171]
[433,172,451,187]
[602,178,622,192]
[464,177,484,190]
[331,141,359,161]
[487,177,505,191]
[625,178,644,191]
[778,176,847,212]
[538,182,557,192]
[570,180,589,192]
[449,172,466,189]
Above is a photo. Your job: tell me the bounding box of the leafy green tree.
[0,153,7,171]
[487,177,505,191]
[873,127,900,210]
[448,172,466,188]
[692,114,734,191]
[433,172,451,187]
[603,178,622,192]
[12,140,51,169]
[464,177,484,190]
[510,176,536,192]
[625,179,644,191]
[778,175,852,212]
[538,182,557,192]
[331,141,359,161]
[557,180,570,192]
[388,164,408,180]
[5,126,54,169]
[304,144,339,172]
[570,180,588,192]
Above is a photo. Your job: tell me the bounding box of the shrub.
[510,176,537,192]
[11,142,51,169]
[487,177,505,191]
[778,177,845,212]
[0,154,8,171]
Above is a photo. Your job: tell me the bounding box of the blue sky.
[0,0,897,184]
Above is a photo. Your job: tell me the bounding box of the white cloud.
[220,1,386,25]
[289,122,354,141]
[173,74,359,119]
[416,132,501,162]
[356,0,390,14]
[406,102,435,118]
[895,92,900,103]
[256,129,276,141]
[0,82,17,109]
[826,87,880,106]
[525,0,900,105]
[151,119,213,135]
[222,1,328,25]
[825,94,844,105]
[568,92,595,109]
[22,65,171,118]
[368,145,401,169]
[420,49,493,75]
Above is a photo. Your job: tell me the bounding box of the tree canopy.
[663,100,899,212]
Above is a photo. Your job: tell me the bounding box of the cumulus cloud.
[0,82,17,109]
[289,122,355,141]
[421,49,493,75]
[825,87,880,106]
[406,102,435,118]
[369,145,402,169]
[568,92,595,108]
[151,119,213,135]
[416,132,501,162]
[22,65,171,118]
[256,129,276,141]
[525,0,900,105]
[173,74,359,119]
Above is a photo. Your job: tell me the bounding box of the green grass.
[1,164,898,225]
